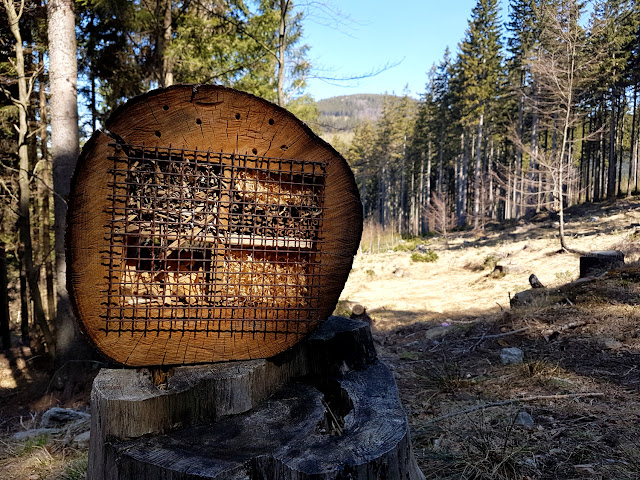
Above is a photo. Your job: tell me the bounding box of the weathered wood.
[108,364,423,480]
[579,250,624,278]
[67,85,363,366]
[88,317,424,480]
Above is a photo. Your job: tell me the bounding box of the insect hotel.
[69,86,423,479]
[68,85,363,366]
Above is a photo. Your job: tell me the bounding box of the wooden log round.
[67,85,363,366]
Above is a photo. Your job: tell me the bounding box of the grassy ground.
[1,198,639,479]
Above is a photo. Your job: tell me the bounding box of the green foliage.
[398,350,420,361]
[332,300,352,318]
[393,237,430,252]
[19,434,50,455]
[286,94,318,125]
[411,251,439,263]
[456,0,504,125]
[426,362,467,393]
[60,452,88,480]
[317,94,400,133]
[76,0,312,124]
[393,243,413,252]
[554,270,574,283]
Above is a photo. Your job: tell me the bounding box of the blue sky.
[302,0,491,100]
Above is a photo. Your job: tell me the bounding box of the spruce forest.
[1,0,640,371]
[345,0,640,243]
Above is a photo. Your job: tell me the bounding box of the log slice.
[67,86,362,366]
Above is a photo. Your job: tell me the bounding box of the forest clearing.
[1,197,640,479]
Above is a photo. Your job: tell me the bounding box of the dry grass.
[341,197,640,479]
[0,436,87,480]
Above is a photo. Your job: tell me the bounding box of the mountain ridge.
[316,93,396,134]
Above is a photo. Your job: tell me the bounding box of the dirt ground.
[340,198,640,479]
[1,198,640,479]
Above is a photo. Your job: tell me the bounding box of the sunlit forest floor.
[1,198,640,479]
[340,197,640,479]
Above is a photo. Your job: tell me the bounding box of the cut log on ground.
[579,250,624,278]
[88,316,424,480]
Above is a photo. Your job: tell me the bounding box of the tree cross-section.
[67,85,362,366]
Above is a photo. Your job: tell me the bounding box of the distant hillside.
[316,94,394,134]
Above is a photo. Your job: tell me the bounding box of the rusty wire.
[103,144,327,337]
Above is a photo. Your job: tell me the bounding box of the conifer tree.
[456,0,504,228]
[589,0,637,199]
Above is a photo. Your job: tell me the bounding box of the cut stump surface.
[88,317,424,480]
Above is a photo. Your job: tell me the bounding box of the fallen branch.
[555,320,586,331]
[419,392,604,426]
[542,320,587,340]
[470,326,531,340]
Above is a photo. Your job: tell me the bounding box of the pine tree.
[589,0,637,199]
[456,0,504,228]
[506,0,540,215]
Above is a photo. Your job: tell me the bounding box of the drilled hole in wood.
[235,113,241,120]
[268,118,274,125]
[155,131,162,138]
[163,105,169,111]
[196,118,202,125]
[252,148,258,155]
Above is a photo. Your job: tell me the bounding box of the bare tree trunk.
[616,93,625,196]
[400,135,406,234]
[456,129,468,227]
[379,163,386,228]
[158,0,173,87]
[277,0,289,107]
[410,159,415,236]
[585,115,592,202]
[607,92,617,199]
[48,0,80,361]
[90,74,97,131]
[578,119,585,203]
[627,86,637,196]
[473,114,483,229]
[593,107,602,201]
[38,53,56,321]
[437,122,445,193]
[556,50,582,255]
[488,138,494,220]
[19,256,28,344]
[0,241,10,350]
[425,143,432,233]
[4,0,56,354]
[505,165,511,220]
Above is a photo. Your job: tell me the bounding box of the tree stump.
[579,250,624,278]
[88,316,424,480]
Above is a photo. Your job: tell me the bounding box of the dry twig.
[470,326,531,340]
[418,392,604,426]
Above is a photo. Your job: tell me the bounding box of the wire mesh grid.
[103,144,327,337]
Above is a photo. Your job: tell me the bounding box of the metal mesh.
[104,144,327,337]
